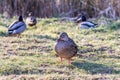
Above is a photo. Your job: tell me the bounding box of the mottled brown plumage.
[55,32,78,64]
[26,12,37,28]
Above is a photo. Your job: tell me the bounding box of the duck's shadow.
[0,20,9,28]
[72,61,120,74]
[25,34,56,41]
[0,31,7,37]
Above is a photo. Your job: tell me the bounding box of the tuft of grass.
[0,31,6,36]
[104,21,120,31]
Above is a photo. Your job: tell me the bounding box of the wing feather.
[8,21,25,31]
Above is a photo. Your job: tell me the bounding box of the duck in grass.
[7,15,26,37]
[26,12,37,28]
[55,32,78,64]
[76,15,98,29]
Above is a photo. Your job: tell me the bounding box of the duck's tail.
[94,23,98,27]
[7,30,13,36]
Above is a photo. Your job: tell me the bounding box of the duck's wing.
[81,21,97,25]
[68,38,78,53]
[80,21,97,28]
[8,21,18,30]
[81,21,93,25]
[26,17,36,23]
[87,21,98,25]
[8,21,25,31]
[31,16,37,23]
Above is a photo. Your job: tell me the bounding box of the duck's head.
[28,12,33,17]
[58,32,69,41]
[18,16,23,21]
[76,15,86,23]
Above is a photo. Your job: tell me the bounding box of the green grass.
[0,17,120,80]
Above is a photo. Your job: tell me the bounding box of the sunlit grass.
[0,17,120,79]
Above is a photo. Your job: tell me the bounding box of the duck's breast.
[55,41,76,58]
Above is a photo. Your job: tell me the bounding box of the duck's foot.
[34,25,37,29]
[60,57,62,63]
[68,59,71,64]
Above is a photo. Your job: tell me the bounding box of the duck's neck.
[19,16,23,21]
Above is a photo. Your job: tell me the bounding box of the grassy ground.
[0,17,120,80]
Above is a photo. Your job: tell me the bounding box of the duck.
[73,14,86,23]
[76,15,98,29]
[55,32,78,64]
[7,15,26,37]
[26,12,37,28]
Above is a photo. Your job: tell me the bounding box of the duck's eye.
[60,35,64,38]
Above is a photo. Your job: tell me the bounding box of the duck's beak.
[76,17,82,21]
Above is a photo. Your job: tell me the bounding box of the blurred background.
[0,0,119,19]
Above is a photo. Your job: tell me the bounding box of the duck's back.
[79,21,98,29]
[26,16,36,26]
[8,21,26,34]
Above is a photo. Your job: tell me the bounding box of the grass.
[0,16,120,80]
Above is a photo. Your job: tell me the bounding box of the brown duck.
[26,12,37,28]
[55,32,78,64]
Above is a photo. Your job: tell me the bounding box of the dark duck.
[7,16,26,37]
[75,15,98,29]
